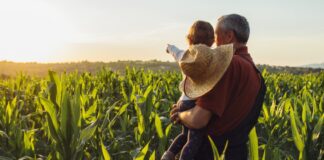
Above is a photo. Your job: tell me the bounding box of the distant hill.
[0,60,179,77]
[301,62,324,69]
[0,60,323,78]
[257,64,323,74]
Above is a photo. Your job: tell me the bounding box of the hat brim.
[179,44,234,99]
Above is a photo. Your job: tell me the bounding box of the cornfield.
[0,68,323,160]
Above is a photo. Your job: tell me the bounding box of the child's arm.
[166,44,185,62]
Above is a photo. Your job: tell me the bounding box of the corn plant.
[0,68,323,159]
[38,71,98,159]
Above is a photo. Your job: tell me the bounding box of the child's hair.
[187,20,214,47]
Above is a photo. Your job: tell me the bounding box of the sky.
[0,0,323,66]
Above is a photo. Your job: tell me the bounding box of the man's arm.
[177,105,212,129]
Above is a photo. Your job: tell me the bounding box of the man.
[170,14,266,159]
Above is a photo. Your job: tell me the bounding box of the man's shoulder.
[223,55,243,74]
[232,54,248,63]
[221,54,257,83]
[230,55,255,71]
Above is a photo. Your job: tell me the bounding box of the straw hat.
[179,43,234,99]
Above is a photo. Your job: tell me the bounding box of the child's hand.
[166,44,170,53]
[170,103,181,124]
[166,44,185,62]
[166,44,173,54]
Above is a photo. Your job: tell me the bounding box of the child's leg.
[162,100,195,159]
[167,126,189,155]
[179,128,206,160]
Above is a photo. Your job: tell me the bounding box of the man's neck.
[233,43,246,50]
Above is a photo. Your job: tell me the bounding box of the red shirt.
[196,46,261,136]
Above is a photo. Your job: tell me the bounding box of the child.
[162,20,215,160]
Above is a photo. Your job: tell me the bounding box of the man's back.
[196,46,261,136]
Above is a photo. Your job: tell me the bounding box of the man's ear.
[226,30,236,43]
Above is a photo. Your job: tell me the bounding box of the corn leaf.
[208,135,220,159]
[135,141,150,160]
[40,97,59,131]
[312,114,324,143]
[149,150,155,160]
[101,140,111,160]
[80,121,98,145]
[289,105,304,152]
[249,127,259,160]
[154,114,164,138]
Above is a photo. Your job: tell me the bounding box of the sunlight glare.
[0,0,77,62]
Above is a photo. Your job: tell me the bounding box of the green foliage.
[249,127,259,160]
[0,68,323,159]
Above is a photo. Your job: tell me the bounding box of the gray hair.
[218,14,250,43]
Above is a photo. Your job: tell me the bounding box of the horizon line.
[1,59,323,68]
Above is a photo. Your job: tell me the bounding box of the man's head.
[215,14,250,46]
[187,20,215,47]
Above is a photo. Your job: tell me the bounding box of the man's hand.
[170,104,180,124]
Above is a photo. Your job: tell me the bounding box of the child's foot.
[161,151,175,160]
